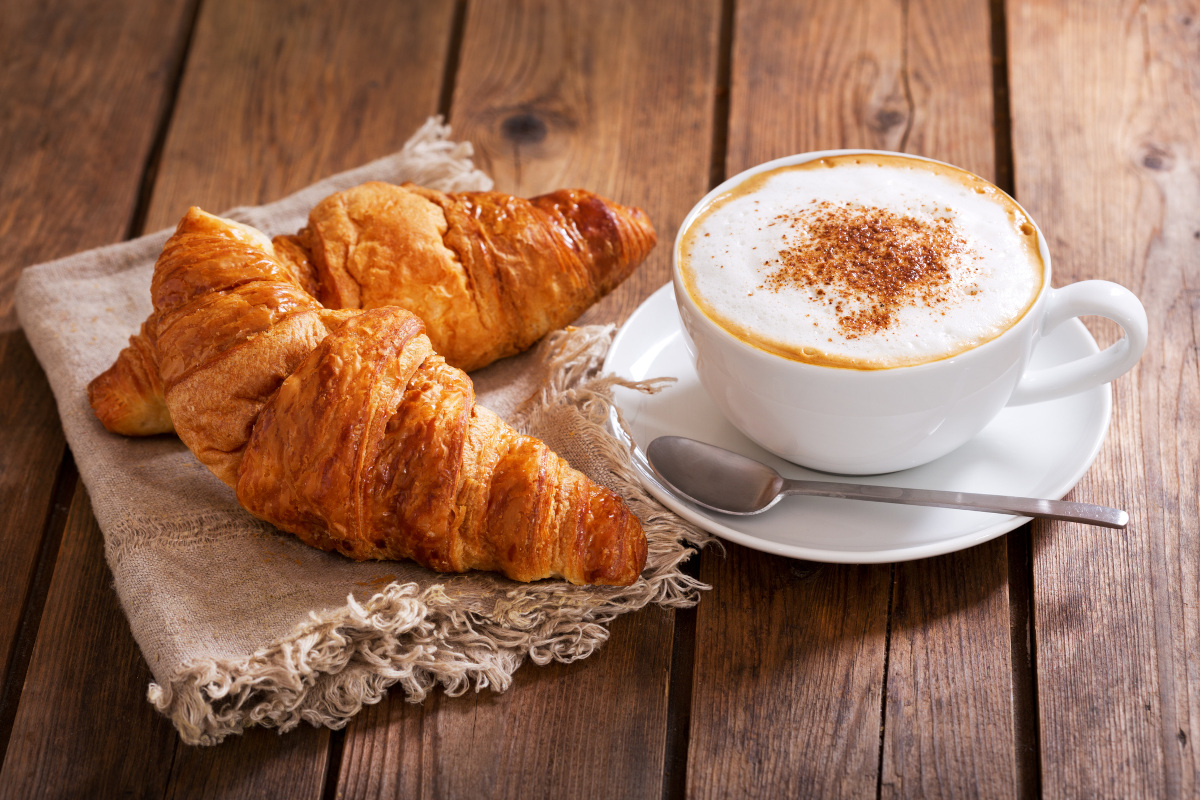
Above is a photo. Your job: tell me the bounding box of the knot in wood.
[1139,143,1173,171]
[501,112,548,145]
[872,108,908,134]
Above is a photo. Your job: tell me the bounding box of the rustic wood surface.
[687,2,1019,798]
[0,0,192,757]
[2,1,454,797]
[1009,0,1200,797]
[0,0,1196,798]
[331,5,721,796]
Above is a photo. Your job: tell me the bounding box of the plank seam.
[104,0,201,791]
[897,0,915,154]
[320,727,347,800]
[988,0,1015,196]
[990,0,1041,794]
[662,574,699,800]
[0,453,76,767]
[124,0,204,241]
[875,563,896,800]
[707,0,735,190]
[135,0,206,791]
[437,0,468,122]
[1008,527,1043,800]
[662,4,735,794]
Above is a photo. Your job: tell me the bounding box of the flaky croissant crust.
[288,182,656,371]
[88,182,656,437]
[140,208,647,586]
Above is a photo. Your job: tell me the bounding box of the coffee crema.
[678,154,1045,369]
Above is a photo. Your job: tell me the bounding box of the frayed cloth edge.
[149,325,714,746]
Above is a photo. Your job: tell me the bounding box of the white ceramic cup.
[672,150,1148,475]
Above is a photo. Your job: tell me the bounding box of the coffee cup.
[672,150,1147,474]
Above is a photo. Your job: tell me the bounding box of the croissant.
[143,207,646,586]
[88,183,656,436]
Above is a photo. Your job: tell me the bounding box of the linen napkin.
[14,118,711,745]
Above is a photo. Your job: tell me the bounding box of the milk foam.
[680,155,1044,368]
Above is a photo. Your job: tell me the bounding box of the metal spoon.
[645,436,1128,528]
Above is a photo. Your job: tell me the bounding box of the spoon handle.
[781,480,1129,529]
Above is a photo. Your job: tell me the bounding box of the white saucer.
[604,283,1113,563]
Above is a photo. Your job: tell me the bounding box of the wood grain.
[333,2,722,797]
[335,696,423,800]
[0,0,193,753]
[881,545,1017,799]
[2,1,459,795]
[727,0,911,172]
[0,487,179,799]
[690,554,889,798]
[340,609,676,800]
[144,0,459,231]
[878,0,1019,796]
[1009,0,1200,795]
[449,0,723,326]
[163,726,331,800]
[149,3,459,793]
[5,0,1194,796]
[690,0,1018,797]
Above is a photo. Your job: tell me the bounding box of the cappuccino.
[678,154,1044,369]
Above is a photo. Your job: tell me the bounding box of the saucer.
[604,283,1113,563]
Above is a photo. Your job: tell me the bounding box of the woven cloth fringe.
[149,326,714,745]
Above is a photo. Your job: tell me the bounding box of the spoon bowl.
[646,436,785,514]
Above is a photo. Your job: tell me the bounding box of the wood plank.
[0,487,178,799]
[3,0,460,795]
[1009,0,1200,795]
[145,0,458,230]
[148,0,459,794]
[0,0,194,758]
[878,0,1019,796]
[448,0,722,327]
[334,1,722,796]
[881,544,1017,799]
[691,554,889,797]
[339,609,676,799]
[139,0,460,793]
[689,0,1018,797]
[163,726,331,800]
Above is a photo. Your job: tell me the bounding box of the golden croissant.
[132,207,646,585]
[88,182,656,436]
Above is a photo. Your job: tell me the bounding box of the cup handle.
[1008,280,1148,406]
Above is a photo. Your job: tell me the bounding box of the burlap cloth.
[14,118,712,746]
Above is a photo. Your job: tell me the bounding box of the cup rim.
[672,149,1053,373]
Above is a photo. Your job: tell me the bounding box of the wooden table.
[1,1,1195,797]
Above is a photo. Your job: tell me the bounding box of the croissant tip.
[87,370,173,436]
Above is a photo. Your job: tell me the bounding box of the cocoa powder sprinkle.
[759,202,971,338]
